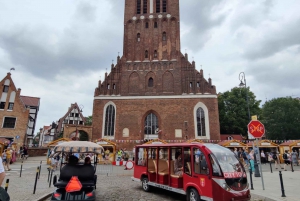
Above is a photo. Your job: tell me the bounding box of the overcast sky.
[0,0,299,135]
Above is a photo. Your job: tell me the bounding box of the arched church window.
[162,32,166,41]
[163,0,167,12]
[145,22,149,28]
[144,113,158,135]
[197,82,200,87]
[143,0,148,14]
[107,84,110,89]
[137,0,141,14]
[113,84,116,89]
[137,33,141,42]
[145,50,148,58]
[196,107,206,136]
[154,21,158,28]
[190,82,192,88]
[104,105,115,136]
[156,0,161,13]
[154,50,158,58]
[148,77,153,87]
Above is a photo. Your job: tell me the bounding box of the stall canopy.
[246,139,279,148]
[186,139,204,143]
[279,140,300,153]
[46,138,70,165]
[143,139,168,144]
[218,140,247,148]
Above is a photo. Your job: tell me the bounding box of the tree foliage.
[85,116,92,126]
[218,87,262,137]
[261,97,300,140]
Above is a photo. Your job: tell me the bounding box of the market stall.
[246,139,279,163]
[186,139,204,143]
[47,138,70,165]
[95,139,116,164]
[279,140,300,163]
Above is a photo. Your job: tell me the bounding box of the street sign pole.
[256,138,265,190]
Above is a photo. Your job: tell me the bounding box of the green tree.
[85,116,92,126]
[218,87,262,137]
[261,97,300,140]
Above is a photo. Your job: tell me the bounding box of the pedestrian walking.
[291,150,298,166]
[273,152,283,169]
[242,149,249,168]
[4,148,12,171]
[283,150,291,171]
[261,150,266,164]
[248,150,255,172]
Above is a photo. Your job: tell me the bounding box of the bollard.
[33,166,39,194]
[279,171,286,197]
[249,168,254,190]
[38,161,42,179]
[47,167,51,183]
[291,161,294,172]
[20,160,23,177]
[49,168,53,187]
[269,161,273,173]
[4,179,9,192]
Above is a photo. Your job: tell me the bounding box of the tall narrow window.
[190,82,192,88]
[162,32,166,41]
[145,50,148,58]
[156,0,160,13]
[137,33,141,42]
[3,85,9,92]
[163,0,167,12]
[144,113,158,134]
[104,105,115,136]
[148,77,154,87]
[154,21,158,28]
[8,103,14,110]
[107,84,110,89]
[143,0,148,14]
[0,102,5,109]
[197,82,200,87]
[137,0,141,14]
[113,84,116,89]
[145,22,149,28]
[196,107,206,136]
[154,50,158,58]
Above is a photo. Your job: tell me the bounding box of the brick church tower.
[92,0,220,146]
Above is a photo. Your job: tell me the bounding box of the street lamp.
[239,72,261,177]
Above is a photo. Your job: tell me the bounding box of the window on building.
[190,82,193,88]
[156,0,160,13]
[113,84,116,89]
[163,0,167,12]
[162,32,166,41]
[196,107,206,136]
[80,121,83,125]
[154,21,158,28]
[148,77,154,87]
[0,102,5,109]
[104,105,115,136]
[69,120,73,124]
[3,86,9,92]
[64,119,68,124]
[197,82,200,87]
[154,50,158,58]
[145,22,149,28]
[144,113,158,135]
[145,50,149,58]
[3,117,16,128]
[70,113,74,117]
[143,0,148,14]
[75,113,79,117]
[137,33,141,42]
[137,0,141,14]
[8,103,14,110]
[74,120,78,125]
[107,84,110,89]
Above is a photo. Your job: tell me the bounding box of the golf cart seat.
[54,164,96,188]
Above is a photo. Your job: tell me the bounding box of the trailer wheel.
[142,177,151,192]
[187,188,200,201]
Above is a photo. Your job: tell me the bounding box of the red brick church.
[92,0,220,147]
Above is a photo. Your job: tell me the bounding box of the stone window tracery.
[144,113,158,135]
[196,107,206,137]
[104,105,115,137]
[148,77,154,87]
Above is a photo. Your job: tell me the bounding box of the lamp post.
[239,72,261,177]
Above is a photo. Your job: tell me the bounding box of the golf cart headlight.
[222,183,231,191]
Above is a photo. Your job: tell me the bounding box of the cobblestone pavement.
[3,157,300,201]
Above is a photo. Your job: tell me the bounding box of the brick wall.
[27,147,48,157]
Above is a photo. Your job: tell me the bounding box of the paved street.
[2,156,300,201]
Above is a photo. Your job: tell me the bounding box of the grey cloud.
[74,2,97,23]
[180,0,227,51]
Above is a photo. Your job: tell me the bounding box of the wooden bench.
[157,159,169,185]
[170,160,183,188]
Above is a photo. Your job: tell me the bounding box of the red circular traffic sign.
[247,120,265,138]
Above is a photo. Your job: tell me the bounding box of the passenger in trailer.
[174,152,183,176]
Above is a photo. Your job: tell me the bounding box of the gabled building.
[92,0,220,148]
[0,72,40,146]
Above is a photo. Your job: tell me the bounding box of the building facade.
[92,0,220,147]
[0,72,40,146]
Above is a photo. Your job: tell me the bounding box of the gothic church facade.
[92,0,220,147]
